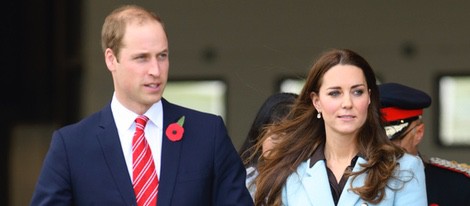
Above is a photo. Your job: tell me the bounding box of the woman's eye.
[353,89,364,96]
[328,91,340,97]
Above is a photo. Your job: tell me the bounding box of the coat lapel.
[302,160,336,206]
[157,99,184,206]
[96,105,136,205]
[337,157,367,206]
[300,158,368,206]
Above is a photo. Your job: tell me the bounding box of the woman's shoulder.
[246,166,258,179]
[398,153,424,168]
[396,153,426,178]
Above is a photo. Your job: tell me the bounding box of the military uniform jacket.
[426,157,470,206]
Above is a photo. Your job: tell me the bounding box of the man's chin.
[146,96,162,104]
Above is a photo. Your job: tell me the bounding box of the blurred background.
[2,1,470,205]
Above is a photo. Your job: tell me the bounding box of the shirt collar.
[309,142,365,168]
[309,143,326,168]
[110,93,163,130]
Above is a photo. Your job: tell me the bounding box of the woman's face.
[311,64,370,137]
[262,135,274,157]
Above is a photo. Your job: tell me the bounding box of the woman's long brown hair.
[253,49,404,205]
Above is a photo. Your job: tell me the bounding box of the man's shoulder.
[427,157,470,179]
[58,105,111,133]
[162,99,220,119]
[426,157,470,205]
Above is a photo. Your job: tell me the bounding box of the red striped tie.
[132,115,158,206]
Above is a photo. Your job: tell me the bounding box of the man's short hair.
[101,5,165,59]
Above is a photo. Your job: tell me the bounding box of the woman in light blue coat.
[253,49,427,206]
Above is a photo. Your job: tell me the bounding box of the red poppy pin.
[166,116,185,142]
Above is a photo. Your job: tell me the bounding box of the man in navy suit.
[31,4,253,206]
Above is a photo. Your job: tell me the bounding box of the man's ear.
[413,123,425,146]
[104,48,117,72]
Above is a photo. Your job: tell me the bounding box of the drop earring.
[317,112,321,119]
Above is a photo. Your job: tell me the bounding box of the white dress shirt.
[110,94,163,180]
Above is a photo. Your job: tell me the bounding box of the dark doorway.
[0,1,82,204]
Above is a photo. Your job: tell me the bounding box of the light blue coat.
[282,153,427,206]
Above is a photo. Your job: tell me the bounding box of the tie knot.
[135,115,149,131]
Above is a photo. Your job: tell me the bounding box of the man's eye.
[135,56,146,60]
[158,53,168,60]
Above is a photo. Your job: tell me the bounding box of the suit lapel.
[96,105,136,205]
[337,157,367,206]
[157,99,184,206]
[303,160,336,206]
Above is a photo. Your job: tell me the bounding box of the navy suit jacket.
[31,99,253,206]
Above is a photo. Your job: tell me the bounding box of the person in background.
[239,92,298,197]
[254,49,427,206]
[379,82,470,206]
[30,4,253,205]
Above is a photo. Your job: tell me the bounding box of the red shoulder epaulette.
[429,157,470,178]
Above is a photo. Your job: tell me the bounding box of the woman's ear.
[310,92,320,111]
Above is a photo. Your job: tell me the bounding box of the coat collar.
[156,99,184,206]
[337,157,368,205]
[96,104,136,205]
[302,157,369,206]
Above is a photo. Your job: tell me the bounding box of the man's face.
[391,121,422,156]
[106,20,169,114]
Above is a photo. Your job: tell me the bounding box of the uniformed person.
[379,82,470,206]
